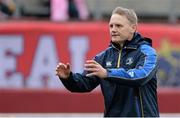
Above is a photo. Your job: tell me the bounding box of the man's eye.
[116,25,121,27]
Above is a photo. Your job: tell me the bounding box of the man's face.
[109,14,136,45]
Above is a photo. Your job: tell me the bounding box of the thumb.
[66,63,70,70]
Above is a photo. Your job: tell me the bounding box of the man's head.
[109,7,138,45]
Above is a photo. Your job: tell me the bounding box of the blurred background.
[1,0,180,23]
[0,0,180,117]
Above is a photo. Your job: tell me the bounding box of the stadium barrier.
[0,22,180,113]
[0,88,180,113]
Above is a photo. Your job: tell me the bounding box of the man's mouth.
[112,35,119,37]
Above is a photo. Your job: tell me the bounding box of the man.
[56,6,159,117]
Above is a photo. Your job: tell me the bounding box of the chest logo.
[126,57,134,65]
[106,61,112,67]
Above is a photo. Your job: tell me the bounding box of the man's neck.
[112,42,124,50]
[119,43,124,49]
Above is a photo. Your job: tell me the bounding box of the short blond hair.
[112,7,138,25]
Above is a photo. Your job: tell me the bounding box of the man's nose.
[111,28,117,33]
[111,26,117,32]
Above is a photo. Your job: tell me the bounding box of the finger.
[55,70,60,76]
[55,71,59,76]
[56,63,64,68]
[84,63,97,68]
[56,67,62,72]
[86,60,98,64]
[55,68,60,74]
[84,67,98,72]
[57,63,67,70]
[86,72,97,77]
[55,68,58,72]
[66,63,70,70]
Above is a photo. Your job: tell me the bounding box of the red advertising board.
[0,22,110,88]
[0,22,180,113]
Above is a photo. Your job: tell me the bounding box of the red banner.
[0,22,111,88]
[0,22,180,113]
[0,22,179,88]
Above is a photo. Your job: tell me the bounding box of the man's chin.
[111,39,125,45]
[111,39,119,43]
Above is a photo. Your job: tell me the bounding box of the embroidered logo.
[106,61,112,68]
[126,57,134,65]
[128,71,134,77]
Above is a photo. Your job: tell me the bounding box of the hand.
[84,60,107,79]
[56,63,71,79]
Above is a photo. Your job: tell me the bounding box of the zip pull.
[117,50,122,68]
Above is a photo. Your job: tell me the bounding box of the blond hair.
[112,7,138,25]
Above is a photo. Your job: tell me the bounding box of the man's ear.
[131,24,137,33]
